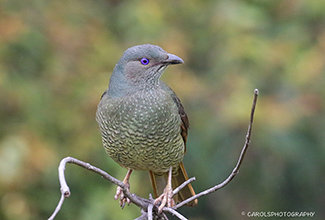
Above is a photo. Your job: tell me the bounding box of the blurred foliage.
[1,0,325,219]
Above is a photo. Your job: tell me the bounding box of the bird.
[96,44,197,211]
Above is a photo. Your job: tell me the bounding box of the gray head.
[107,44,184,97]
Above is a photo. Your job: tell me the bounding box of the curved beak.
[164,53,184,65]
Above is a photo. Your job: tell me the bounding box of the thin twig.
[48,193,65,220]
[172,177,196,196]
[48,157,148,220]
[134,212,148,220]
[162,212,169,220]
[173,89,259,209]
[147,204,153,220]
[49,89,259,220]
[164,207,187,220]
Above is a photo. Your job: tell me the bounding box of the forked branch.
[48,89,259,220]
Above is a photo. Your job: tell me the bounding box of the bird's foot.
[114,185,131,208]
[114,169,132,208]
[154,183,175,213]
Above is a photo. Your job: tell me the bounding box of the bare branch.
[48,193,66,220]
[48,157,149,219]
[173,89,259,209]
[49,89,259,220]
[134,208,167,220]
[148,204,153,220]
[134,211,148,220]
[172,177,196,196]
[164,207,187,220]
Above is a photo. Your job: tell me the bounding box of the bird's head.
[108,44,183,97]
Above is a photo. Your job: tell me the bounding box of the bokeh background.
[1,0,325,219]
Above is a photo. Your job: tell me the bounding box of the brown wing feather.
[159,81,189,145]
[170,93,189,152]
[154,81,197,206]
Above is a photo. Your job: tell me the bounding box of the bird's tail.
[149,162,198,206]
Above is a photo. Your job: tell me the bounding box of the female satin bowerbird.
[96,44,197,212]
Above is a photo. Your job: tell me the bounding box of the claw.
[154,186,175,213]
[154,167,175,213]
[114,186,130,208]
[114,169,132,208]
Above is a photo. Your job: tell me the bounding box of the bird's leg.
[115,169,133,208]
[154,167,175,213]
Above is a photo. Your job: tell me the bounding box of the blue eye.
[140,58,149,65]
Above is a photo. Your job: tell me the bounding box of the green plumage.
[96,44,197,206]
[96,82,185,172]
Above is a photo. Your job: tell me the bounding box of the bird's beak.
[164,53,184,65]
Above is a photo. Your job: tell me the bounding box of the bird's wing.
[100,90,108,100]
[159,81,189,151]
